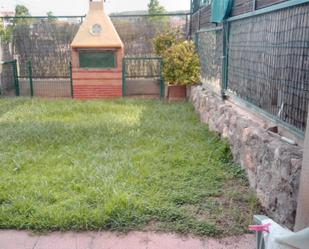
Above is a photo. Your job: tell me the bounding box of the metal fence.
[227,3,309,133]
[122,57,164,98]
[110,13,190,56]
[196,28,223,95]
[194,0,309,136]
[17,61,73,98]
[0,59,73,98]
[1,16,81,98]
[0,13,189,98]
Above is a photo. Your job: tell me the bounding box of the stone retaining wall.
[190,86,303,229]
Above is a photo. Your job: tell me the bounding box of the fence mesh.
[227,4,309,132]
[192,0,211,13]
[125,58,161,79]
[0,62,16,96]
[123,58,163,98]
[197,29,223,94]
[16,18,81,78]
[1,17,81,97]
[0,14,189,97]
[111,14,189,78]
[111,14,189,56]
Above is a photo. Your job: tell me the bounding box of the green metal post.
[221,21,230,99]
[27,61,34,97]
[160,59,165,99]
[253,0,257,11]
[185,14,189,36]
[189,0,193,37]
[194,32,199,52]
[122,58,126,97]
[12,60,20,96]
[69,62,74,98]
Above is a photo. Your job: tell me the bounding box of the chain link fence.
[194,2,309,135]
[111,13,189,56]
[1,16,81,98]
[196,28,223,95]
[227,4,309,132]
[122,57,164,98]
[0,13,189,98]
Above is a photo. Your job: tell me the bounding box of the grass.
[0,98,259,236]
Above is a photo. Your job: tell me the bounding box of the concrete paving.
[0,230,255,249]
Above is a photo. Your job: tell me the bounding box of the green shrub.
[162,41,201,86]
[153,30,181,57]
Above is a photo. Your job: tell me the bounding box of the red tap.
[248,223,271,233]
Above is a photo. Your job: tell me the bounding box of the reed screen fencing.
[227,4,309,132]
[196,28,223,95]
[110,14,190,56]
[194,1,309,136]
[0,13,189,97]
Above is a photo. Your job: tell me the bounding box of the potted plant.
[153,32,200,101]
[162,41,201,101]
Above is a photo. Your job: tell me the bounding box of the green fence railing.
[1,60,73,98]
[122,57,165,99]
[194,0,309,138]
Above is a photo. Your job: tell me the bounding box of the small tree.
[15,5,31,16]
[0,19,7,41]
[47,11,57,23]
[0,18,13,43]
[148,0,166,15]
[147,0,169,31]
[13,5,32,26]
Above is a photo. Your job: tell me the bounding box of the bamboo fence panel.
[227,4,309,131]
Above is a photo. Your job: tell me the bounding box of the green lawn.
[0,98,258,236]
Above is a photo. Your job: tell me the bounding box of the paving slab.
[0,230,39,249]
[0,230,255,249]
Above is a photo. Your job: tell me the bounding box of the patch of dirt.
[143,220,157,231]
[181,178,262,235]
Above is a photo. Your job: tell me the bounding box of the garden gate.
[122,57,164,98]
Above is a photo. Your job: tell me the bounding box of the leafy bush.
[162,41,201,86]
[0,20,12,43]
[153,30,181,56]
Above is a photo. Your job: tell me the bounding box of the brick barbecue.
[71,0,124,99]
